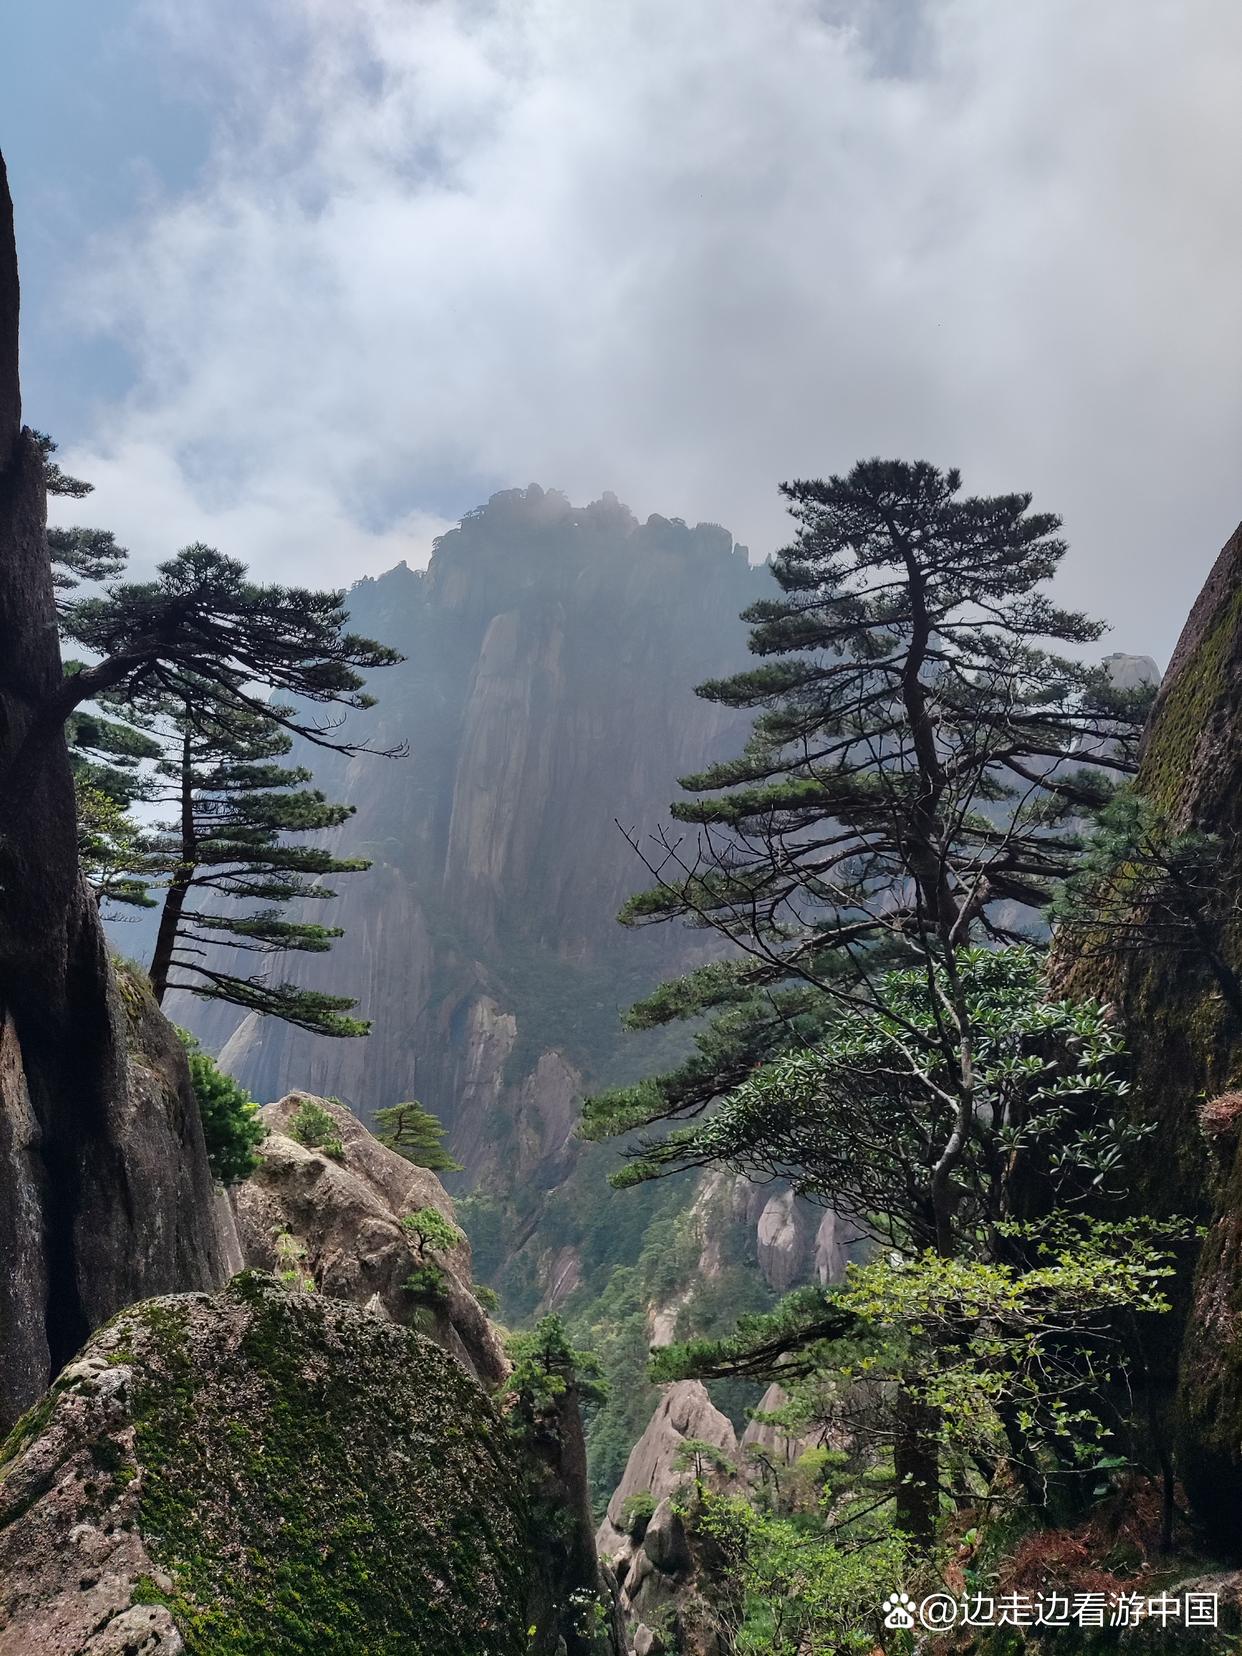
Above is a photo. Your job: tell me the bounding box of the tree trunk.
[148,726,195,1001]
[894,1386,940,1552]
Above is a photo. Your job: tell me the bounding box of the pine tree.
[373,1101,463,1172]
[583,459,1153,1546]
[138,684,373,1036]
[586,459,1151,1190]
[25,439,403,948]
[12,542,403,798]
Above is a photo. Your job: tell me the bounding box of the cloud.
[49,0,1242,659]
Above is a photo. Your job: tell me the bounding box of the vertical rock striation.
[180,487,759,1205]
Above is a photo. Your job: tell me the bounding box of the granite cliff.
[183,489,757,1204]
[1055,521,1242,1549]
[234,1091,507,1387]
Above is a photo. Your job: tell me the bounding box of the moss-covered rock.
[0,1275,533,1655]
[1054,521,1242,1548]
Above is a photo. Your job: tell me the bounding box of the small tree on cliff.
[12,541,403,790]
[30,446,400,1024]
[76,782,155,910]
[584,459,1151,1545]
[134,685,374,1035]
[374,1100,462,1171]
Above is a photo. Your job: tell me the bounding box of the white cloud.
[50,0,1242,658]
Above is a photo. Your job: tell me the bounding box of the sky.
[5,0,1242,665]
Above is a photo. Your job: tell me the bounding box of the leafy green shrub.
[178,1032,266,1185]
[620,1491,657,1538]
[403,1262,450,1303]
[274,1230,315,1293]
[693,1490,910,1656]
[287,1098,345,1160]
[471,1282,501,1314]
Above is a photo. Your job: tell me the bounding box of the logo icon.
[883,1592,916,1630]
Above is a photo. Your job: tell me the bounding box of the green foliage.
[179,1033,266,1186]
[583,972,833,1144]
[692,1490,909,1656]
[398,1207,464,1305]
[58,543,403,748]
[64,675,163,813]
[829,1223,1183,1478]
[402,1262,450,1303]
[33,429,93,502]
[618,1491,657,1537]
[400,1205,464,1255]
[650,1286,853,1386]
[471,1282,501,1314]
[273,1232,315,1293]
[673,1436,737,1483]
[76,782,155,909]
[655,946,1144,1249]
[505,1315,608,1418]
[286,1099,345,1161]
[374,1101,462,1171]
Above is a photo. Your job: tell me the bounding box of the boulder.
[0,1276,534,1656]
[233,1092,507,1388]
[640,1498,692,1577]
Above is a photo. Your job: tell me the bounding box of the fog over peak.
[33,0,1242,663]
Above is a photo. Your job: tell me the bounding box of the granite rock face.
[739,1381,825,1469]
[233,1092,506,1387]
[596,1381,739,1569]
[0,153,235,1433]
[177,488,759,1210]
[0,1277,534,1656]
[1055,521,1242,1548]
[596,1382,743,1656]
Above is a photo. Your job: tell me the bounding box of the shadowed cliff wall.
[0,151,236,1431]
